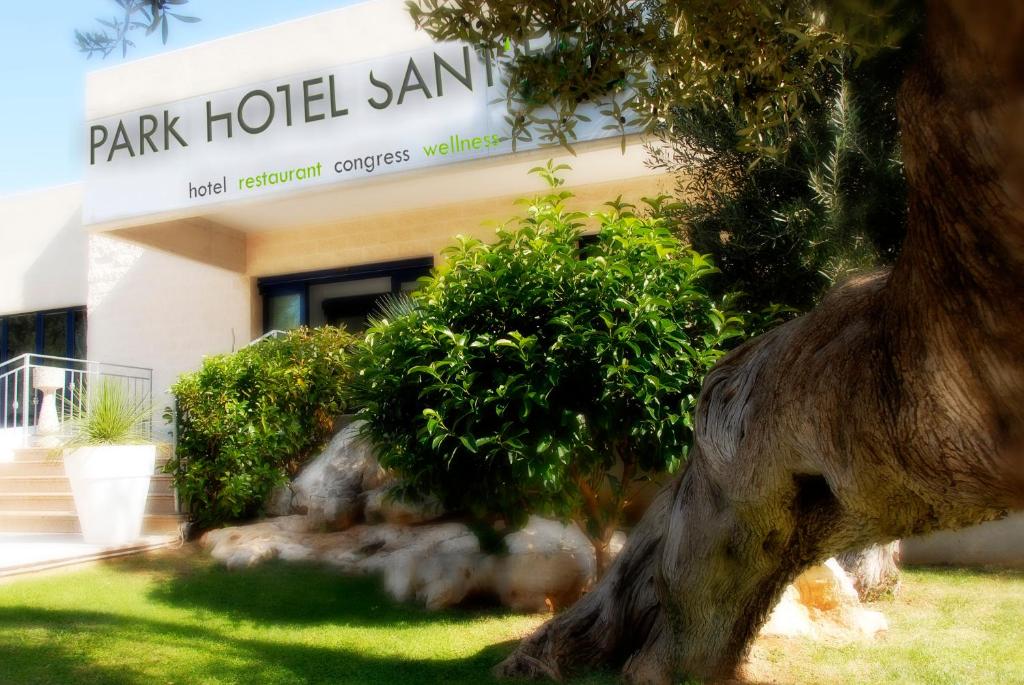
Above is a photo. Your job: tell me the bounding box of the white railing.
[244,329,288,347]
[0,354,153,449]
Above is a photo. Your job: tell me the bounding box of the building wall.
[903,514,1024,569]
[247,175,673,278]
[87,234,252,441]
[0,184,87,316]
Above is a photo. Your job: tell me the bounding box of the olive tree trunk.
[497,2,1024,682]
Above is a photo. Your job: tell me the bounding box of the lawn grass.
[752,566,1024,684]
[0,548,1021,684]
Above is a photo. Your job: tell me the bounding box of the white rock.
[609,530,627,557]
[370,523,477,604]
[363,487,444,525]
[201,514,602,612]
[761,558,889,642]
[411,542,492,610]
[276,542,316,563]
[793,558,860,611]
[265,484,294,517]
[201,515,313,568]
[760,586,814,638]
[497,516,597,611]
[291,422,377,530]
[224,541,277,570]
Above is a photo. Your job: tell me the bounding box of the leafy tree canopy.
[77,0,199,59]
[650,41,909,310]
[408,2,921,310]
[408,0,918,157]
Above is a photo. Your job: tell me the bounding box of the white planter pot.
[63,445,156,547]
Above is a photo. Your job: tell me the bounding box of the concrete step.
[5,446,174,464]
[0,474,175,495]
[0,534,179,579]
[7,443,174,458]
[6,447,55,462]
[0,460,68,477]
[0,511,184,535]
[0,493,178,515]
[0,460,173,478]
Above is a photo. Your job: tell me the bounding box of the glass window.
[267,293,303,331]
[321,293,390,333]
[73,310,87,359]
[259,259,433,335]
[0,308,85,363]
[5,314,35,361]
[42,312,68,358]
[309,277,391,328]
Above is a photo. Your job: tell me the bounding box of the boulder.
[201,515,314,570]
[290,421,378,530]
[793,557,860,611]
[760,558,888,640]
[363,487,444,526]
[496,516,597,611]
[386,528,493,610]
[199,514,596,612]
[199,515,885,639]
[760,585,814,638]
[265,483,295,517]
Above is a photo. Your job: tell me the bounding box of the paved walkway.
[0,533,177,578]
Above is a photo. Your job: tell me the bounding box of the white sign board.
[83,43,622,225]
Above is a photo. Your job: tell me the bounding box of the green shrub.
[167,326,358,528]
[349,164,749,569]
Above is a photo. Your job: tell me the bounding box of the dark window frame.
[0,306,86,363]
[257,257,433,333]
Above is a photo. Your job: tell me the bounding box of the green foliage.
[167,327,358,528]
[407,0,919,156]
[63,379,152,448]
[650,32,910,311]
[77,0,199,59]
[408,2,920,311]
[349,164,748,555]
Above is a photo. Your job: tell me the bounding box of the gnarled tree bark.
[496,1,1024,682]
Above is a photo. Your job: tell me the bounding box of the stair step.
[0,493,178,515]
[7,447,55,462]
[0,511,184,535]
[0,477,71,494]
[0,474,175,495]
[0,461,68,477]
[0,461,173,478]
[5,447,173,465]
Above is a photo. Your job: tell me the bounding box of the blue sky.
[0,0,360,195]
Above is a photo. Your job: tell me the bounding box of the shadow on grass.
[0,549,619,685]
[122,550,516,627]
[0,605,533,685]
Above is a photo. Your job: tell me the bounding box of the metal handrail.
[0,353,153,376]
[243,329,288,347]
[0,353,154,449]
